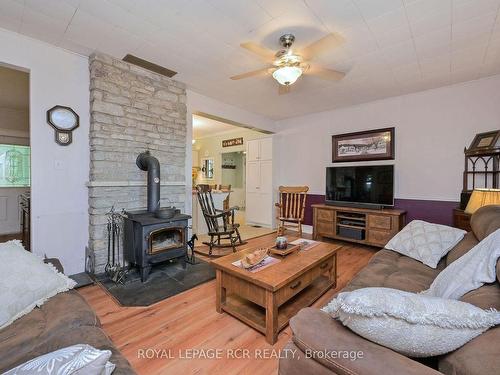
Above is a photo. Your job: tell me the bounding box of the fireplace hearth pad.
[95,258,215,306]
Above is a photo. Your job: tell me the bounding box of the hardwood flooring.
[79,233,376,375]
[0,233,22,242]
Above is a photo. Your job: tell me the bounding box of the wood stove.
[123,210,190,281]
[123,151,191,282]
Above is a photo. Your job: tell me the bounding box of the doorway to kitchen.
[191,113,275,249]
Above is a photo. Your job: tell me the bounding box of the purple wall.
[304,194,458,226]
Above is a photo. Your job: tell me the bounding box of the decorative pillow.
[385,220,466,268]
[322,287,500,357]
[423,229,500,300]
[3,344,115,375]
[0,240,76,329]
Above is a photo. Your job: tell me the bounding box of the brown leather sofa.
[279,205,500,375]
[0,264,135,374]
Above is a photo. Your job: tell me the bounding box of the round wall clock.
[46,105,79,146]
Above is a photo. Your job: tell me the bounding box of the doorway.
[191,113,274,246]
[0,65,30,249]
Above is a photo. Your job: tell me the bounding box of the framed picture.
[332,127,395,163]
[467,130,500,154]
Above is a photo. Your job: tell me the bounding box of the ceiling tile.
[405,0,451,24]
[414,26,450,58]
[380,40,418,66]
[408,10,451,37]
[208,0,272,32]
[354,0,403,20]
[0,0,24,32]
[453,0,500,23]
[453,12,497,39]
[305,0,365,32]
[20,6,69,45]
[23,0,76,23]
[1,0,499,120]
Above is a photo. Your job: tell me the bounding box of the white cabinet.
[245,138,274,227]
[247,139,260,162]
[247,137,273,162]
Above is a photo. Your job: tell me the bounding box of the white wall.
[275,75,500,201]
[0,29,89,275]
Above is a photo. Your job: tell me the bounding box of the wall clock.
[46,105,79,146]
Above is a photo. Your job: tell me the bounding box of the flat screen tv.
[326,165,394,208]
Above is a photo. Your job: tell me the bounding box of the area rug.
[95,259,215,307]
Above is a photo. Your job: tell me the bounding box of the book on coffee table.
[289,238,320,251]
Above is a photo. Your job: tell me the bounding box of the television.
[326,165,394,208]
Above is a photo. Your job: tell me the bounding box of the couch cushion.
[445,231,479,266]
[342,250,442,294]
[439,326,500,375]
[0,325,134,374]
[0,291,99,371]
[470,204,500,241]
[460,283,500,311]
[288,308,441,375]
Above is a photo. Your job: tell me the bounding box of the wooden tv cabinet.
[312,204,406,247]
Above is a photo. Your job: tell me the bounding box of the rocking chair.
[275,186,309,237]
[196,185,244,256]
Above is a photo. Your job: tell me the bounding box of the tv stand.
[312,204,406,247]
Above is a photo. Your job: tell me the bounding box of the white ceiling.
[193,114,242,138]
[1,0,500,120]
[0,65,29,110]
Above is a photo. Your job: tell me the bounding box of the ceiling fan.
[230,33,346,94]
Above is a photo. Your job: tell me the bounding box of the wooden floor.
[79,233,376,375]
[0,233,22,242]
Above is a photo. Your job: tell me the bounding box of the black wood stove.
[123,151,190,282]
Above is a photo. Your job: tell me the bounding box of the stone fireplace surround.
[88,53,187,274]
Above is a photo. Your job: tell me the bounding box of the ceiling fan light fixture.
[272,66,302,86]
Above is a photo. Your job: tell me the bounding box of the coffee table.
[210,238,340,344]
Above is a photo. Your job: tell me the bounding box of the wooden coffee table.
[211,238,340,344]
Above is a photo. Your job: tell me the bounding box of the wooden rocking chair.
[275,186,309,237]
[196,185,244,256]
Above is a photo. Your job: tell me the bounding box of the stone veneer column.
[88,53,187,274]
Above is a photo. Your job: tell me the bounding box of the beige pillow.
[0,240,76,329]
[323,287,500,357]
[3,344,115,374]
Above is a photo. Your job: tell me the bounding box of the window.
[0,144,30,187]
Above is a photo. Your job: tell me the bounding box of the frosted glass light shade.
[272,66,302,85]
[465,189,500,214]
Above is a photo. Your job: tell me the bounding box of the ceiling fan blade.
[230,67,272,80]
[307,64,345,81]
[278,84,291,95]
[300,33,343,60]
[240,42,276,61]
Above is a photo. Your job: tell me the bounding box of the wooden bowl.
[241,247,269,269]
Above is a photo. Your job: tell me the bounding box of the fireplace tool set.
[105,206,128,284]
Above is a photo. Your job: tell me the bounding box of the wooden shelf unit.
[312,204,406,247]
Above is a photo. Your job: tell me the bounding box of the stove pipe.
[136,151,160,213]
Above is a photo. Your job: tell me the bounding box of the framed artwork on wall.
[332,127,395,163]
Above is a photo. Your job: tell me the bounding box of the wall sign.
[222,137,243,148]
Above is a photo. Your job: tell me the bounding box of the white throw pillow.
[385,220,466,268]
[322,287,500,357]
[3,344,115,375]
[424,229,500,300]
[0,240,76,330]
